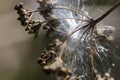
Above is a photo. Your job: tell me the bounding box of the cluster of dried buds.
[37,38,72,79]
[14,0,60,38]
[14,3,30,26]
[37,50,57,65]
[37,38,62,65]
[14,3,42,38]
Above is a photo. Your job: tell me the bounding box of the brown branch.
[95,1,120,23]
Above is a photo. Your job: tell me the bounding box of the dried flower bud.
[14,3,33,27]
[37,50,57,65]
[14,3,24,10]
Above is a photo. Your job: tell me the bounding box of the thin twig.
[53,6,91,20]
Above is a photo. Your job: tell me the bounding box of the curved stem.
[27,10,39,13]
[55,4,91,17]
[27,5,91,20]
[53,6,91,20]
[89,26,95,73]
[35,17,89,24]
[49,18,89,22]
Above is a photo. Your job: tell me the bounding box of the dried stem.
[95,1,120,23]
[53,6,91,20]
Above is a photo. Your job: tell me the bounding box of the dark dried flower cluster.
[14,3,42,38]
[37,39,61,65]
[14,1,60,38]
[14,3,30,26]
[37,38,72,78]
[37,38,61,64]
[37,50,57,65]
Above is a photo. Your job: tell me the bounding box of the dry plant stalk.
[15,0,120,80]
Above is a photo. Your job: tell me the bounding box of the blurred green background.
[0,0,120,80]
